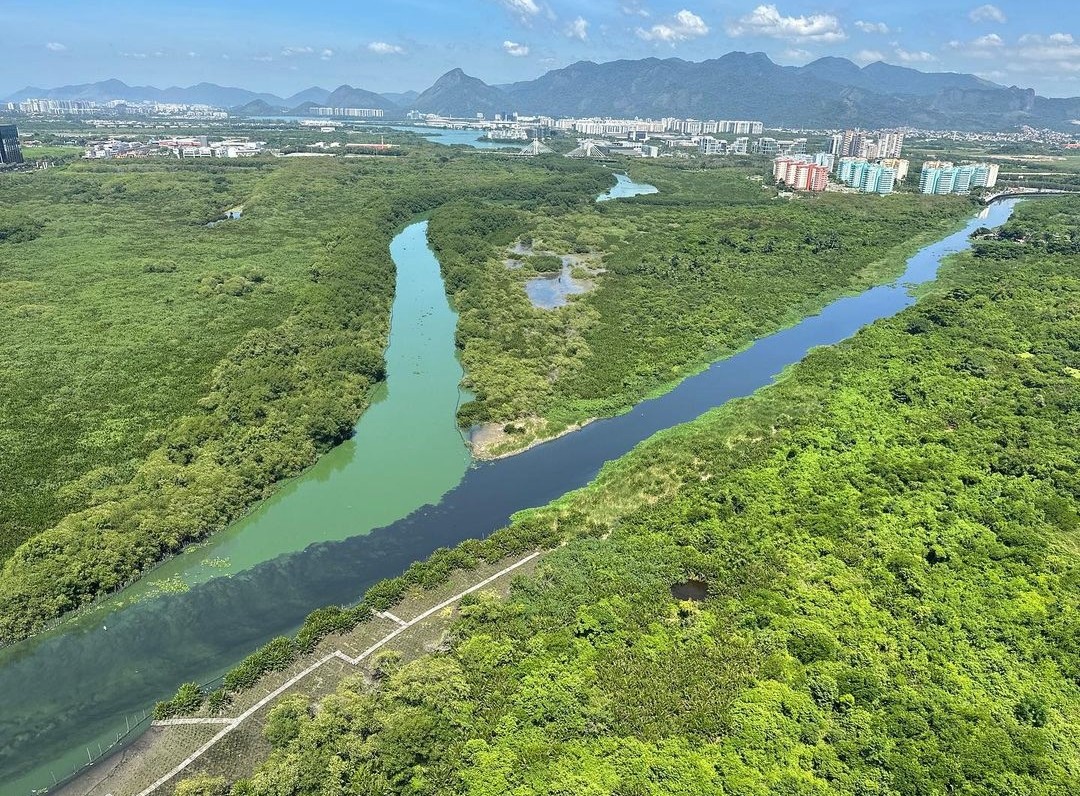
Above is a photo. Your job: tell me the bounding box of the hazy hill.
[7,54,1079,130]
[321,84,399,111]
[495,52,1046,129]
[230,99,280,117]
[380,90,419,107]
[283,86,332,106]
[410,69,510,117]
[3,79,281,107]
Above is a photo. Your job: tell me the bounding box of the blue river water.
[388,125,522,150]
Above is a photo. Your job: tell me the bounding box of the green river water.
[107,220,471,603]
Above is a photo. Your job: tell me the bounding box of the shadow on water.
[0,199,1020,795]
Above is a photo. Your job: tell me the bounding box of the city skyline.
[3,0,1078,97]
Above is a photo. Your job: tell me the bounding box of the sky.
[2,0,1078,98]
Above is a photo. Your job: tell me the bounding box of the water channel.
[597,172,658,201]
[387,125,522,150]
[0,183,1019,794]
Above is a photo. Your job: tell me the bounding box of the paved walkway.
[135,551,542,796]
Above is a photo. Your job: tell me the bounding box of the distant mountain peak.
[5,53,1075,130]
[412,69,508,116]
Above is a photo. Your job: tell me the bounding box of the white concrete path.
[135,551,542,796]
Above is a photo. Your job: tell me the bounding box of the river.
[0,191,1019,795]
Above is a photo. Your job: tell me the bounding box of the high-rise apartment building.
[970,163,1000,188]
[876,131,905,158]
[833,129,903,159]
[878,158,909,182]
[773,157,828,192]
[0,125,23,165]
[837,157,895,194]
[838,156,868,184]
[862,165,897,195]
[919,161,997,194]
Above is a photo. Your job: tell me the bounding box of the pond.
[525,257,591,309]
[597,172,658,202]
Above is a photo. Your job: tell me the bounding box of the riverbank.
[10,195,1019,796]
[0,217,474,796]
[177,195,1080,795]
[53,551,547,796]
[463,197,981,460]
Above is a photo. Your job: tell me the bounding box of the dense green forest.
[214,197,1080,795]
[428,161,974,455]
[0,152,609,641]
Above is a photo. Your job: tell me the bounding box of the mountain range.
[7,52,1080,131]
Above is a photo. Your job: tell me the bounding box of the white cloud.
[1014,33,1080,71]
[637,9,709,42]
[973,33,1005,47]
[853,49,884,65]
[782,47,812,61]
[969,4,1006,23]
[45,42,66,52]
[894,47,936,63]
[949,32,1004,56]
[854,20,889,34]
[621,2,650,17]
[948,32,1080,73]
[567,16,589,41]
[187,51,198,58]
[281,46,314,56]
[368,41,405,55]
[728,4,846,43]
[497,0,540,20]
[503,40,530,56]
[252,55,273,62]
[320,48,334,60]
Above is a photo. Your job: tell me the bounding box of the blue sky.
[3,1,1078,97]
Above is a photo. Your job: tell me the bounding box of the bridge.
[982,186,1080,204]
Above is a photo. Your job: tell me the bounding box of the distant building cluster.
[5,99,227,119]
[311,107,385,118]
[83,140,156,159]
[7,99,98,115]
[918,161,1000,194]
[83,135,268,160]
[767,129,912,196]
[830,129,905,160]
[751,136,806,156]
[0,124,24,165]
[698,136,750,155]
[551,117,763,137]
[565,138,660,159]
